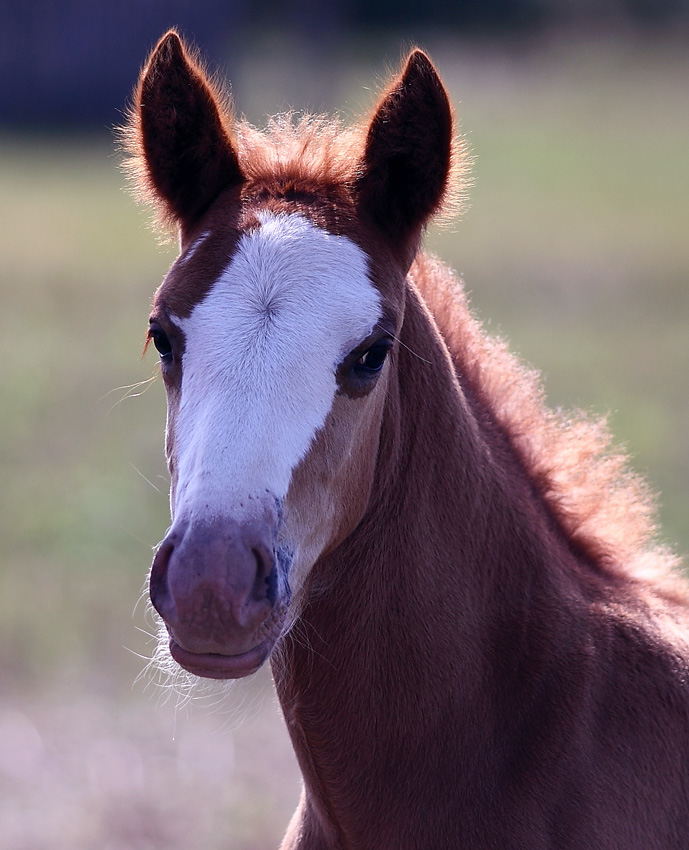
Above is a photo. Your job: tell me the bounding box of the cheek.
[281,376,389,595]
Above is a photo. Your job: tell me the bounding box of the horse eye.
[149,325,173,362]
[354,338,393,375]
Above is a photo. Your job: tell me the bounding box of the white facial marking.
[171,213,381,521]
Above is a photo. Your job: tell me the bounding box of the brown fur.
[126,31,689,849]
[413,253,687,602]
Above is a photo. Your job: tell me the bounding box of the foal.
[124,31,689,849]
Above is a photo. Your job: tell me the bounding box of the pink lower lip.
[169,639,271,680]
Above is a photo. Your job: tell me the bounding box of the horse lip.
[168,636,275,680]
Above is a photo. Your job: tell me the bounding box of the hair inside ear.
[136,31,243,229]
[356,50,453,249]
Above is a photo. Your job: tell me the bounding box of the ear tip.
[406,48,432,64]
[158,29,183,47]
[404,48,437,78]
[151,29,186,65]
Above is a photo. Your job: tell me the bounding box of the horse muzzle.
[149,510,290,679]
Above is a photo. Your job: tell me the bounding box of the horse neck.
[272,267,581,838]
[283,271,577,662]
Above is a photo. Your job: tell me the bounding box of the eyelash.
[148,324,173,363]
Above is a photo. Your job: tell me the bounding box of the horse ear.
[356,50,453,249]
[133,30,243,230]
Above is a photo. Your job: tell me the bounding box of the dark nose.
[150,517,279,655]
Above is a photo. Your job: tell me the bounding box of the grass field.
[0,36,687,849]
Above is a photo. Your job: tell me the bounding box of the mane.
[236,114,365,191]
[412,252,687,603]
[231,88,469,224]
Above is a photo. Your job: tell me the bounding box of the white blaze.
[171,213,381,521]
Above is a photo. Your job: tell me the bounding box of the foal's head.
[127,32,457,678]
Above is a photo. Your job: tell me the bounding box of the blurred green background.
[0,2,687,848]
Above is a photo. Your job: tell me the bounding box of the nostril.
[150,538,176,618]
[252,545,275,581]
[265,565,278,606]
[251,545,277,605]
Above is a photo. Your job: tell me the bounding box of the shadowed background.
[1,2,687,847]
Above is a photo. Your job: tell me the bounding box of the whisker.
[129,463,166,495]
[101,374,159,414]
[123,645,152,662]
[376,322,432,364]
[119,525,160,550]
[132,583,153,619]
[98,377,155,403]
